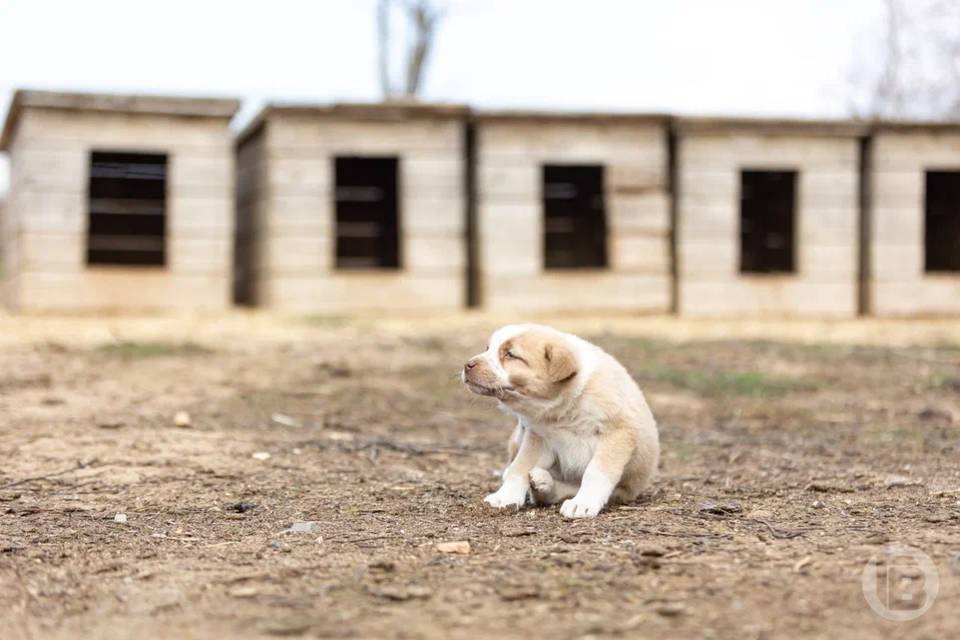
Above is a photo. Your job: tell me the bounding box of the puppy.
[462,324,659,519]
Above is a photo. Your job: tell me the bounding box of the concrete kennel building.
[473,111,673,312]
[235,102,468,312]
[868,123,960,316]
[0,90,239,312]
[674,118,866,317]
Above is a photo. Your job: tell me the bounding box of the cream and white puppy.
[462,324,659,519]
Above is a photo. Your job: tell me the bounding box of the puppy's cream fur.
[462,324,659,519]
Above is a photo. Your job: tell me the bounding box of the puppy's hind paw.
[529,468,555,495]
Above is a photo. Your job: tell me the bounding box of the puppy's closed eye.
[505,350,527,364]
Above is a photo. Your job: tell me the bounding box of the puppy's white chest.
[541,428,596,481]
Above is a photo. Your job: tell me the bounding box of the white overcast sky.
[0,0,885,194]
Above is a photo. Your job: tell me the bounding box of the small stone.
[229,586,260,598]
[258,618,312,637]
[436,541,471,555]
[885,474,921,489]
[925,513,950,523]
[655,603,686,617]
[173,411,192,428]
[805,482,854,493]
[811,500,826,509]
[793,556,813,573]
[271,413,301,428]
[225,502,257,514]
[698,501,742,516]
[497,586,541,601]
[284,521,321,535]
[252,452,271,461]
[113,513,128,524]
[918,406,955,423]
[370,585,432,601]
[368,558,396,572]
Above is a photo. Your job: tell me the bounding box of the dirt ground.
[1,313,959,639]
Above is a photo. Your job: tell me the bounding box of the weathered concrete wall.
[5,108,235,312]
[476,119,671,312]
[243,113,466,312]
[870,131,960,316]
[677,133,860,317]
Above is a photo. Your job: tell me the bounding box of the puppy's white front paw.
[484,487,526,510]
[560,497,603,519]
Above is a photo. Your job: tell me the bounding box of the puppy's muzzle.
[462,358,511,398]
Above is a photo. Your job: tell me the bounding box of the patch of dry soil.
[1,317,959,639]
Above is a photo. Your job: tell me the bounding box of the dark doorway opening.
[924,170,960,272]
[334,157,400,269]
[740,170,797,273]
[87,151,167,266]
[542,165,607,269]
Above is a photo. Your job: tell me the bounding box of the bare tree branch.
[377,0,393,98]
[403,0,443,97]
[850,0,960,120]
[376,0,446,100]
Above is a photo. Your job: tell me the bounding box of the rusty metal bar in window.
[87,235,165,252]
[89,198,165,216]
[544,183,578,200]
[336,221,382,238]
[90,163,167,181]
[335,186,385,203]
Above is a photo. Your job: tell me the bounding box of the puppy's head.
[462,324,579,407]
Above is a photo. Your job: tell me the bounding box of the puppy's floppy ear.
[544,341,578,383]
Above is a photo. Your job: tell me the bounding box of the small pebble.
[436,541,471,555]
[271,413,300,428]
[259,619,312,637]
[811,500,826,509]
[368,558,396,572]
[252,452,271,461]
[655,603,686,617]
[698,501,742,516]
[113,513,128,524]
[225,502,257,514]
[173,411,192,428]
[885,474,921,489]
[497,586,541,601]
[284,521,321,535]
[371,585,432,601]
[229,586,260,598]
